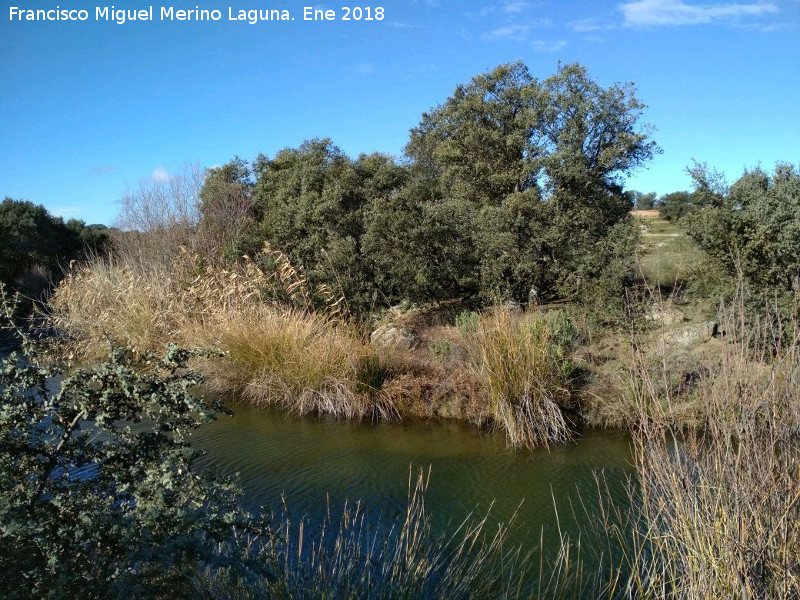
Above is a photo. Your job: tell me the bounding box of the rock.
[370,324,416,351]
[664,321,717,347]
[646,305,685,326]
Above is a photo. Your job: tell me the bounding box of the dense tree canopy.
[0,198,109,293]
[626,190,657,210]
[251,139,409,311]
[375,61,656,305]
[189,62,657,314]
[683,163,800,293]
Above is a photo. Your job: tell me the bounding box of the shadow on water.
[0,330,21,357]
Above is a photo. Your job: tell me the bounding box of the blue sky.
[2,0,798,225]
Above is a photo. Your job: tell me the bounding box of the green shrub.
[454,309,479,336]
[0,326,267,597]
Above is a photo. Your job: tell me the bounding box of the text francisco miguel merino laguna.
[8,6,385,24]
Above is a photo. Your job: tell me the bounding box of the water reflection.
[191,403,634,550]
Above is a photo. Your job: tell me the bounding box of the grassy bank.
[621,302,800,598]
[49,252,577,448]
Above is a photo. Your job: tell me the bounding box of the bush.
[0,320,266,597]
[0,198,109,297]
[683,163,800,295]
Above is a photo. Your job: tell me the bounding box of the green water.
[0,338,635,559]
[191,403,635,551]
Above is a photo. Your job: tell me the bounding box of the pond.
[191,402,635,553]
[0,336,635,567]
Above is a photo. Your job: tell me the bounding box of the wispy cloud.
[466,1,536,19]
[568,17,616,32]
[479,16,553,41]
[387,20,420,29]
[481,23,533,41]
[356,62,376,75]
[619,0,779,26]
[502,1,535,14]
[151,167,170,182]
[89,165,115,174]
[469,1,551,41]
[531,39,567,51]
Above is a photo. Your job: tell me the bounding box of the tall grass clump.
[468,308,575,448]
[49,250,400,421]
[48,255,187,358]
[201,309,397,421]
[622,298,800,598]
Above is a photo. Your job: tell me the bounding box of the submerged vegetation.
[2,59,799,596]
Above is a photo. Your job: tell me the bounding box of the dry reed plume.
[49,250,398,420]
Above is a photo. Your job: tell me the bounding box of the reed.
[620,297,800,598]
[467,308,574,448]
[49,251,404,420]
[189,469,534,599]
[50,252,584,440]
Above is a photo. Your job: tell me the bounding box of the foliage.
[253,140,409,313]
[682,163,800,295]
[625,190,657,209]
[171,62,657,314]
[454,309,479,336]
[658,190,694,221]
[468,308,576,448]
[376,61,655,305]
[0,313,274,597]
[197,156,258,263]
[0,198,109,294]
[363,168,480,305]
[658,162,728,222]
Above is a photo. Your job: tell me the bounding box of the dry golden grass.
[50,250,581,446]
[50,251,401,421]
[619,299,800,598]
[465,308,574,448]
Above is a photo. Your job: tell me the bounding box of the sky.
[2,0,798,225]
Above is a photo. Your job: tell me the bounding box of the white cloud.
[479,16,553,41]
[151,167,170,182]
[356,62,376,75]
[387,20,420,29]
[481,23,532,40]
[531,39,567,51]
[568,17,616,32]
[502,1,534,14]
[619,0,779,26]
